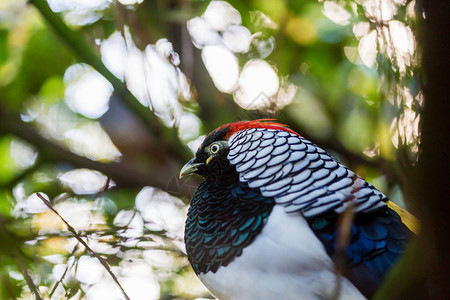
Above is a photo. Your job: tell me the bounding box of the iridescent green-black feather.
[185,179,274,274]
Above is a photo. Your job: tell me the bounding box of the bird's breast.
[198,205,366,300]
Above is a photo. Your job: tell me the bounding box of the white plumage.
[199,206,366,300]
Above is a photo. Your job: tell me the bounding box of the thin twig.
[0,214,43,300]
[36,193,131,300]
[332,175,362,300]
[49,244,79,298]
[331,201,356,300]
[13,253,44,300]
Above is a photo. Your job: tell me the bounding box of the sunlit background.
[0,0,422,299]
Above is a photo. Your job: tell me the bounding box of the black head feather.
[192,125,236,180]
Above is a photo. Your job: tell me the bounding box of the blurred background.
[0,0,425,299]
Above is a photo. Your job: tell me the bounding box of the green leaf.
[0,135,18,184]
[0,29,8,66]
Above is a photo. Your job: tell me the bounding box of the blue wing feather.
[309,207,413,297]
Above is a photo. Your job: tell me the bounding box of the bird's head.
[179,122,232,179]
[179,119,298,180]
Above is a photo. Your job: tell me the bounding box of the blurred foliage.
[0,0,423,299]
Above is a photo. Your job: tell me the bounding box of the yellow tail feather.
[387,201,419,234]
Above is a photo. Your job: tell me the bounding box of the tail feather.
[387,201,419,234]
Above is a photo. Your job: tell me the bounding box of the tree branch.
[415,0,450,296]
[28,0,191,162]
[0,108,194,197]
[374,1,450,298]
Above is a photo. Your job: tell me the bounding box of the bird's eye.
[210,143,220,154]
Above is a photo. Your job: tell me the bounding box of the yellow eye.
[210,143,220,154]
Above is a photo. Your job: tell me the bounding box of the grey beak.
[179,158,204,178]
